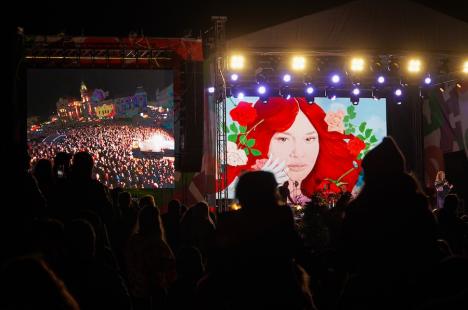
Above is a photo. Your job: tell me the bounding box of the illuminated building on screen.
[56,82,148,121]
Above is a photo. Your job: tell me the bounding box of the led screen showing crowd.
[27,69,175,189]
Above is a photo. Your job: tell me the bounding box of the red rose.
[317,179,331,191]
[329,182,341,193]
[230,101,258,126]
[347,136,366,157]
[317,179,341,194]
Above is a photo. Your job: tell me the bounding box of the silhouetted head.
[236,171,279,209]
[139,205,164,238]
[33,159,54,184]
[71,151,94,179]
[118,191,132,209]
[54,152,71,176]
[191,201,211,220]
[168,199,181,215]
[362,136,406,181]
[139,195,156,209]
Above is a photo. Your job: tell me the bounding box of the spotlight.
[229,55,245,70]
[305,85,315,103]
[208,87,215,94]
[463,61,468,74]
[424,75,432,85]
[331,74,340,84]
[408,58,422,73]
[351,87,360,105]
[377,75,385,84]
[237,92,245,99]
[257,85,267,95]
[291,56,306,71]
[230,73,239,82]
[283,74,292,83]
[457,83,462,88]
[350,57,365,72]
[439,87,445,93]
[394,88,404,104]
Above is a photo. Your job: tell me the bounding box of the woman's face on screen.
[268,110,319,183]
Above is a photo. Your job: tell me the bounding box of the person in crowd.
[162,199,183,253]
[126,205,176,309]
[63,219,131,310]
[339,136,440,310]
[196,171,316,309]
[434,170,453,209]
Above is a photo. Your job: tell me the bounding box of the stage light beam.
[408,59,422,73]
[292,56,306,71]
[350,58,365,72]
[331,74,340,83]
[230,55,245,70]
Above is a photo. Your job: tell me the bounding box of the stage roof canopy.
[227,0,468,56]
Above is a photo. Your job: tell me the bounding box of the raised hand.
[261,154,289,185]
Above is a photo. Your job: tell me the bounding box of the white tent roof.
[228,0,468,55]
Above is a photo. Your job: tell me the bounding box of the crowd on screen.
[28,124,175,189]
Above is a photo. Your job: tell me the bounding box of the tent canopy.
[228,0,468,56]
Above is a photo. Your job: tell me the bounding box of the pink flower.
[324,110,345,133]
[227,141,248,166]
[251,158,268,170]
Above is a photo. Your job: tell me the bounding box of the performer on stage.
[434,170,453,209]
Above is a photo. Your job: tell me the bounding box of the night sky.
[11,1,468,39]
[27,69,173,120]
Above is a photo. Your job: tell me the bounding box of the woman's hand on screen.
[261,155,289,185]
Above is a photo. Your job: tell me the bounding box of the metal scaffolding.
[212,16,229,212]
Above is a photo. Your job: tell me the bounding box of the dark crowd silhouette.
[2,136,468,310]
